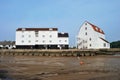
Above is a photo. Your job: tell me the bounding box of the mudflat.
[0,55,120,80]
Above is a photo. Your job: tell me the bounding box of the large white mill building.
[77,21,110,49]
[16,28,69,49]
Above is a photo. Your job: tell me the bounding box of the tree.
[110,40,120,48]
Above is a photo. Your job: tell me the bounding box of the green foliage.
[110,40,120,48]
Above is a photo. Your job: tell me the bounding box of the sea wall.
[0,48,120,57]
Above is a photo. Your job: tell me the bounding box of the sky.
[0,0,120,46]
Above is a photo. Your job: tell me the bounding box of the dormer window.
[43,40,45,43]
[100,29,103,33]
[95,27,98,30]
[22,28,26,31]
[49,28,53,31]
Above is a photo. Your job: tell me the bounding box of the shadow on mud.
[0,70,13,80]
[0,70,8,79]
[0,55,15,80]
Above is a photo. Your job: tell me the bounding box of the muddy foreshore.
[0,55,120,80]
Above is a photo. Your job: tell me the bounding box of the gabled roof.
[100,37,109,43]
[87,22,105,34]
[16,28,58,31]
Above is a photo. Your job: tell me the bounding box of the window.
[43,40,45,43]
[65,40,67,42]
[21,40,24,43]
[36,40,38,42]
[85,23,87,25]
[85,27,87,30]
[85,32,87,35]
[28,40,31,43]
[89,38,91,41]
[59,40,61,42]
[89,44,92,47]
[104,43,106,47]
[35,31,38,37]
[49,40,52,43]
[49,35,52,38]
[29,35,31,37]
[22,35,24,38]
[42,35,45,37]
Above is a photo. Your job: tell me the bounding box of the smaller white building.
[16,28,69,49]
[0,41,15,49]
[77,21,110,49]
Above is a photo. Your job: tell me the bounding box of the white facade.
[16,28,69,49]
[77,21,110,49]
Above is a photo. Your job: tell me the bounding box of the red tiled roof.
[87,22,105,34]
[100,37,109,43]
[16,28,58,31]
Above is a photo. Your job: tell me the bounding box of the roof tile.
[87,22,105,34]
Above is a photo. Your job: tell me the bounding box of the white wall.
[16,30,69,46]
[58,37,69,45]
[77,22,96,49]
[77,22,110,49]
[36,31,58,45]
[16,31,35,45]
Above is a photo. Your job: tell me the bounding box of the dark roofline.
[100,37,109,43]
[16,28,58,31]
[58,33,69,37]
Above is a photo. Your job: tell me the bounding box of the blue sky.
[0,0,120,46]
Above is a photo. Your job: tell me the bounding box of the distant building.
[0,41,15,49]
[16,28,69,49]
[77,21,110,49]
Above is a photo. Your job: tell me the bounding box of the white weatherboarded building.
[77,21,110,49]
[16,28,69,49]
